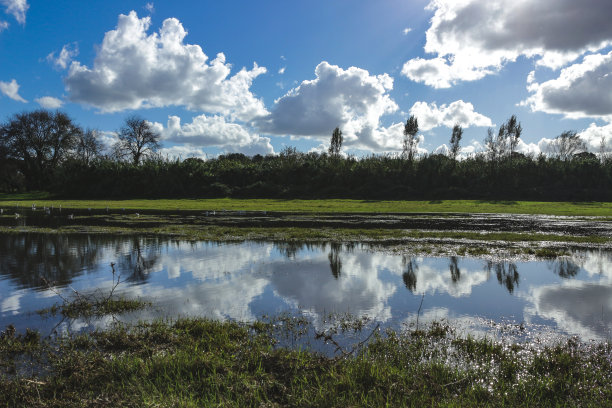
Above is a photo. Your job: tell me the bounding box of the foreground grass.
[1,318,611,407]
[2,194,612,216]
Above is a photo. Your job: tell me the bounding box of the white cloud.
[1,0,28,24]
[158,114,274,155]
[579,122,612,152]
[46,43,78,70]
[0,78,26,102]
[145,2,154,13]
[522,51,612,120]
[403,0,612,87]
[0,20,8,31]
[409,100,493,131]
[403,27,412,35]
[35,96,63,109]
[433,144,449,155]
[257,61,400,151]
[158,145,208,160]
[65,11,267,121]
[278,66,286,74]
[402,56,493,89]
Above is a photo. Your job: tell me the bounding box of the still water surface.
[1,233,611,341]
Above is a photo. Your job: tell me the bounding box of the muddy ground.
[1,208,611,237]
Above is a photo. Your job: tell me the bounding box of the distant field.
[1,193,612,216]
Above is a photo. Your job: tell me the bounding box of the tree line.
[1,109,611,201]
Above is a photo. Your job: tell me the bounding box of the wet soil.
[1,208,611,237]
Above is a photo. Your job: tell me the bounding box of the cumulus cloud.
[257,61,400,151]
[409,100,493,131]
[278,67,286,74]
[525,281,612,341]
[35,96,63,109]
[0,20,7,31]
[522,51,612,120]
[403,0,612,88]
[46,43,78,70]
[157,114,274,155]
[65,11,267,121]
[579,122,612,152]
[1,0,28,24]
[0,78,26,102]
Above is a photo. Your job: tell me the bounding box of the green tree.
[113,116,160,165]
[328,127,343,156]
[403,115,419,162]
[0,109,81,189]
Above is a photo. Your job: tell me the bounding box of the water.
[1,233,611,341]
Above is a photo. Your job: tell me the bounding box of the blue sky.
[1,0,612,158]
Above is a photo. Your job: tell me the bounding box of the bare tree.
[74,128,103,165]
[484,115,523,163]
[402,115,419,162]
[484,127,505,163]
[328,127,343,156]
[549,130,586,161]
[599,135,610,163]
[113,116,160,165]
[505,114,522,156]
[449,124,463,161]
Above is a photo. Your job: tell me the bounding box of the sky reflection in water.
[1,233,611,341]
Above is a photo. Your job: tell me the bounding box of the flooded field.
[1,232,611,341]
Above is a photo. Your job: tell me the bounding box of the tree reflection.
[275,242,326,259]
[486,261,520,294]
[402,256,418,293]
[0,233,104,288]
[449,256,461,283]
[114,237,162,283]
[552,259,580,279]
[328,243,343,279]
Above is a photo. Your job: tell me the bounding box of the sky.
[1,0,612,159]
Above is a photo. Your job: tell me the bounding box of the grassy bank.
[1,317,611,407]
[2,194,612,216]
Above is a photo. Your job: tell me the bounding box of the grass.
[2,194,612,216]
[1,317,611,407]
[37,297,150,319]
[1,224,609,251]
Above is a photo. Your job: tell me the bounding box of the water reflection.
[328,243,342,279]
[551,259,580,279]
[0,234,103,289]
[485,261,520,294]
[402,256,418,293]
[1,234,612,341]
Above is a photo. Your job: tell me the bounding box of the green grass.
[37,297,150,319]
[1,318,611,407]
[1,224,609,248]
[2,195,612,216]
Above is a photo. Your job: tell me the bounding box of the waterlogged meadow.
[2,233,612,406]
[2,233,612,341]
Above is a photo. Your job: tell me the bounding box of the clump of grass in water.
[38,262,150,319]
